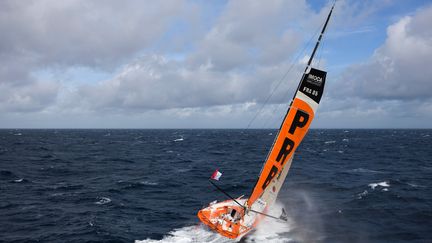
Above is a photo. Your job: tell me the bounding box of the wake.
[136,203,295,243]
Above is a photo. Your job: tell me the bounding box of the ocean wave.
[369,181,390,190]
[12,178,31,183]
[135,221,293,243]
[177,168,191,173]
[117,180,158,189]
[50,184,85,191]
[357,190,368,199]
[140,181,158,186]
[349,168,383,174]
[95,197,111,205]
[1,170,17,177]
[135,225,229,243]
[136,203,294,243]
[406,182,425,188]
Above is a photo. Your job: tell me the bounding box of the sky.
[1,0,432,129]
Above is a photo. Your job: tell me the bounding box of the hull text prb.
[261,108,310,191]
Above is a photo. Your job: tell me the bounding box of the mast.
[304,2,335,74]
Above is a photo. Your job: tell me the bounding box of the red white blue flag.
[210,169,222,181]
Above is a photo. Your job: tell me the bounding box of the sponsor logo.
[306,74,323,86]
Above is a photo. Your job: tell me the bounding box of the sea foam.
[369,181,390,190]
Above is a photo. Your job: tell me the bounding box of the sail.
[247,67,327,206]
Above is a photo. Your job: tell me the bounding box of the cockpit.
[227,208,242,222]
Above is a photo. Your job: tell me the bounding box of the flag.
[210,169,222,181]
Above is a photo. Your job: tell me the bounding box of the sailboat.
[197,2,335,240]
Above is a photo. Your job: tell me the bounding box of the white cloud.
[333,5,432,100]
[67,55,304,112]
[0,80,59,112]
[0,0,190,69]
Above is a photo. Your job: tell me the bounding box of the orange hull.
[197,199,262,240]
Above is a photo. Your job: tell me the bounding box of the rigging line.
[248,208,287,222]
[246,23,323,130]
[259,23,325,129]
[208,180,245,209]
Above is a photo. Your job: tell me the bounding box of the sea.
[0,129,431,243]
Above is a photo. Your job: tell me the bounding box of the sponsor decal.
[306,73,323,86]
[261,109,309,190]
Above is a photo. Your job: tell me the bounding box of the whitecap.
[342,138,349,142]
[324,140,336,144]
[135,225,229,243]
[382,188,389,192]
[14,133,22,136]
[174,138,184,142]
[337,150,344,153]
[247,207,294,243]
[95,197,111,205]
[368,181,390,190]
[140,181,158,186]
[13,178,24,183]
[357,190,368,199]
[407,182,425,188]
[136,202,294,243]
[350,168,382,174]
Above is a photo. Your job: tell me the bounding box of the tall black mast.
[304,2,335,73]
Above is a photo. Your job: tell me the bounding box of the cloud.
[1,1,431,128]
[0,80,59,112]
[58,0,322,113]
[187,0,308,71]
[69,55,304,112]
[0,0,191,69]
[0,0,195,114]
[333,4,432,100]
